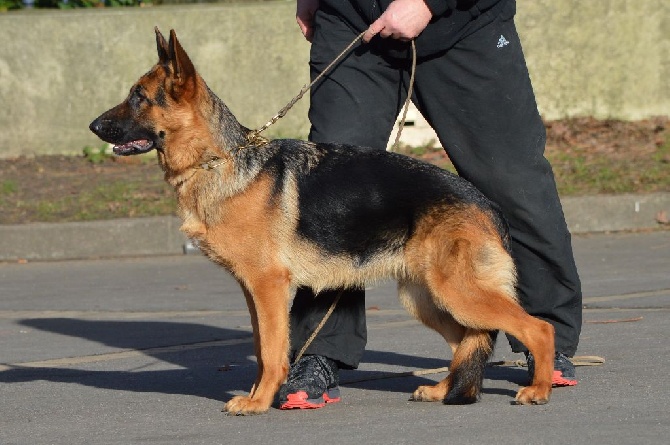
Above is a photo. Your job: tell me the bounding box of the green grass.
[1,180,18,195]
[31,181,177,223]
[548,140,669,196]
[397,138,670,197]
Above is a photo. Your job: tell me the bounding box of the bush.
[0,0,23,10]
[0,0,146,9]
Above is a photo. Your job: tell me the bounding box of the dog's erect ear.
[166,29,197,98]
[155,27,169,64]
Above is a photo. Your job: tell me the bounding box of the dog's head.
[89,28,201,158]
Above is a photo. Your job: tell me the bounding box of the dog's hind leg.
[399,281,497,403]
[440,328,496,404]
[223,270,291,415]
[404,309,494,403]
[399,281,467,402]
[423,234,554,405]
[412,329,496,404]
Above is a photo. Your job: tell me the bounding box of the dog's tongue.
[113,139,153,155]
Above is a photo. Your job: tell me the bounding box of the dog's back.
[286,141,510,258]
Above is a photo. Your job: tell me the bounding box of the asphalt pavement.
[0,230,669,444]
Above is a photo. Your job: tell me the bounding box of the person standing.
[279,0,582,410]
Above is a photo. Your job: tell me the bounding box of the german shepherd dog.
[90,29,554,415]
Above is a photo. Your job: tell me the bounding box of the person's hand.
[297,0,321,42]
[363,0,433,42]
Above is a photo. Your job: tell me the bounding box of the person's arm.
[296,0,321,42]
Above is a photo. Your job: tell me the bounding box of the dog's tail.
[485,202,512,255]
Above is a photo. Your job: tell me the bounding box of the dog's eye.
[132,86,150,105]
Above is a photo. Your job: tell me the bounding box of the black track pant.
[289,3,582,368]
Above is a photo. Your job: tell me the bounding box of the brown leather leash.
[293,289,345,364]
[245,32,417,152]
[340,356,606,385]
[241,33,417,364]
[197,32,418,360]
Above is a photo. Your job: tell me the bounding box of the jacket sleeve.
[422,0,457,17]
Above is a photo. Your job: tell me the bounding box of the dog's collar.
[198,157,227,171]
[197,133,270,171]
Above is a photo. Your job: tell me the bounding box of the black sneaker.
[278,355,341,409]
[526,351,578,387]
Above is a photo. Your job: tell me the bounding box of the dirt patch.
[402,116,670,196]
[1,117,668,225]
[0,155,174,224]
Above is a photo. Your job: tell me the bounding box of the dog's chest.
[178,173,289,269]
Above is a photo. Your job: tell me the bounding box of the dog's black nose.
[89,119,102,135]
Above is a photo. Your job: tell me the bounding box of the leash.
[292,289,344,364]
[245,32,417,151]
[272,36,415,363]
[203,32,417,164]
[196,34,418,361]
[493,355,606,369]
[247,31,366,144]
[391,39,417,150]
[199,32,371,163]
[339,356,606,386]
[239,35,417,363]
[205,33,418,361]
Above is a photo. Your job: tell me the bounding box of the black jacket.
[319,0,511,58]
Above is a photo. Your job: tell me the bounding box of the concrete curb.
[0,216,187,262]
[561,192,669,233]
[1,193,668,262]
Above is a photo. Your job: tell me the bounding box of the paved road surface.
[1,231,668,444]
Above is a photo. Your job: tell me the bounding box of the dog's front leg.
[239,285,262,397]
[223,272,291,415]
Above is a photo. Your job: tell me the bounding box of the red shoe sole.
[280,390,341,410]
[552,370,578,387]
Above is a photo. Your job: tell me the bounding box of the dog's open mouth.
[113,139,155,156]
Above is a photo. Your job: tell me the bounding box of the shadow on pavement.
[1,318,525,404]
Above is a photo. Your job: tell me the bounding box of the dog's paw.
[410,384,447,402]
[222,395,270,416]
[514,385,551,405]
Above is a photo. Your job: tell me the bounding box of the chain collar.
[198,132,270,171]
[199,157,228,170]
